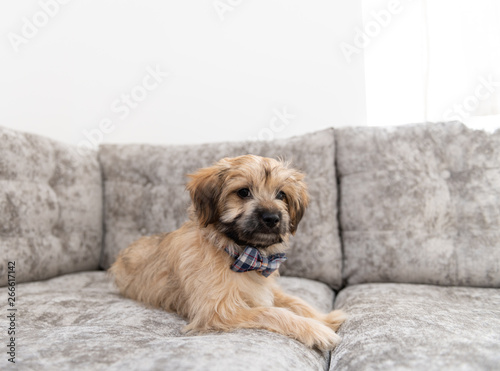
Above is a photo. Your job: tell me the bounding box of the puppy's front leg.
[273,288,346,332]
[219,306,340,350]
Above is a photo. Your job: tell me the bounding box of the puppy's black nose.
[261,212,280,228]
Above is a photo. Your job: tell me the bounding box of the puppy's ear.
[286,171,309,235]
[186,164,226,227]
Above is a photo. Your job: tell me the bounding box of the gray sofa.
[1,122,499,370]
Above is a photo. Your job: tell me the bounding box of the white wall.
[0,0,366,148]
[361,0,500,132]
[361,0,426,127]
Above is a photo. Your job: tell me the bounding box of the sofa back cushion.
[0,126,103,286]
[336,122,500,287]
[99,129,343,289]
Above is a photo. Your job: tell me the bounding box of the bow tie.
[224,246,287,277]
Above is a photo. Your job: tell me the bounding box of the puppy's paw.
[300,319,341,351]
[181,322,207,335]
[181,324,197,335]
[323,310,347,332]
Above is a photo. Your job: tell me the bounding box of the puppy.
[109,155,345,350]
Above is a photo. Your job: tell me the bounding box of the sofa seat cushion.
[330,283,500,370]
[9,271,335,370]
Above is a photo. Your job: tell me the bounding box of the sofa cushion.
[336,122,500,287]
[331,283,500,370]
[8,271,334,370]
[0,126,102,286]
[99,128,343,289]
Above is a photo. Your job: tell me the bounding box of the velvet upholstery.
[4,272,334,371]
[336,122,500,287]
[331,283,500,370]
[0,126,102,286]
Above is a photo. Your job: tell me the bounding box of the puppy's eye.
[237,188,251,198]
[276,191,286,201]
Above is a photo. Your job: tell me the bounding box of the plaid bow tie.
[224,246,287,277]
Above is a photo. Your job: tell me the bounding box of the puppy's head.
[186,155,309,248]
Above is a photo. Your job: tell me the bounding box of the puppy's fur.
[110,155,345,350]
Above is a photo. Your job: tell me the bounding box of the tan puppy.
[110,155,345,350]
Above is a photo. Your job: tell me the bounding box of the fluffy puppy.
[109,155,345,350]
